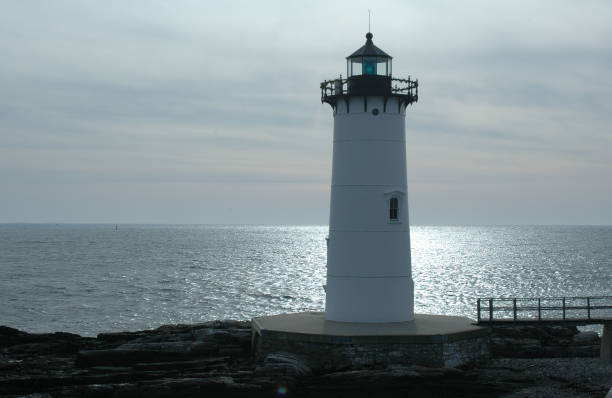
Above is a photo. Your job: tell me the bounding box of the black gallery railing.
[320,76,418,102]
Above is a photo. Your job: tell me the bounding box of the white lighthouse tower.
[321,32,418,322]
[254,33,486,368]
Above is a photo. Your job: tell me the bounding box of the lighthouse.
[253,32,487,368]
[321,32,418,322]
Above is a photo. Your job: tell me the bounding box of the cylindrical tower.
[321,32,418,322]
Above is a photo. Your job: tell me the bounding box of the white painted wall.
[325,96,414,322]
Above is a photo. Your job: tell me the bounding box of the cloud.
[0,1,610,224]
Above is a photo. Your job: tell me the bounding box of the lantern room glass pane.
[350,58,362,76]
[363,58,377,75]
[377,58,388,76]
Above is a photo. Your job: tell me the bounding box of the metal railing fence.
[476,296,612,323]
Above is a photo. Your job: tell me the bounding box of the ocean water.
[0,224,611,336]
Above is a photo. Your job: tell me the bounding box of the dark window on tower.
[389,197,399,220]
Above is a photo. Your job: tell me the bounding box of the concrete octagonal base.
[252,312,489,369]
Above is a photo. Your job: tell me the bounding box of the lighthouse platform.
[251,312,489,370]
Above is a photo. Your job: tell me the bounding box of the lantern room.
[320,31,418,109]
[346,32,392,77]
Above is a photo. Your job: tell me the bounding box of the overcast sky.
[1,1,611,225]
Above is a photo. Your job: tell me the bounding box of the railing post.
[587,297,591,320]
[538,298,541,320]
[489,298,493,321]
[562,297,566,320]
[477,299,481,322]
[513,298,517,321]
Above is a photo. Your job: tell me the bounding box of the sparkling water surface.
[1,224,611,336]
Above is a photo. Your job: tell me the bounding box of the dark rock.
[554,338,573,346]
[491,325,580,342]
[227,328,252,342]
[491,337,542,358]
[490,324,600,359]
[492,326,551,340]
[76,348,192,367]
[254,352,311,377]
[565,345,601,357]
[219,345,247,356]
[319,365,460,383]
[572,331,600,345]
[304,365,515,398]
[0,321,606,398]
[96,331,151,343]
[197,320,251,330]
[0,356,23,371]
[0,327,93,355]
[476,367,536,383]
[194,329,234,343]
[0,325,29,337]
[3,336,94,356]
[131,357,230,371]
[126,331,194,344]
[154,324,203,332]
[86,365,134,373]
[545,325,579,337]
[85,376,262,398]
[411,365,465,378]
[193,328,251,352]
[118,341,197,352]
[190,341,220,355]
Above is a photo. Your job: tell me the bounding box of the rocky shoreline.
[1,321,611,397]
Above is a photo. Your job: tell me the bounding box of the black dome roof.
[346,32,392,59]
